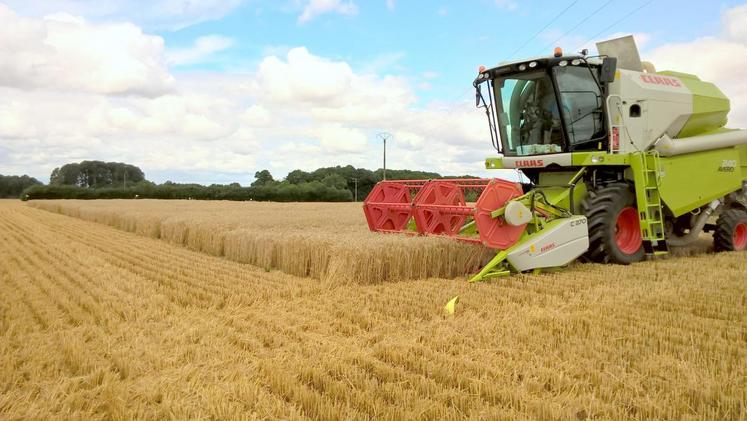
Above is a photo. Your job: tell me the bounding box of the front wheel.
[584,183,645,264]
[714,208,747,252]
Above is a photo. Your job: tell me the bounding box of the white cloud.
[0,101,38,139]
[139,95,235,140]
[256,47,354,104]
[241,105,273,127]
[316,124,368,153]
[254,47,414,125]
[724,4,747,42]
[392,131,424,150]
[298,0,358,23]
[646,5,747,127]
[166,35,234,66]
[386,0,395,11]
[0,5,173,97]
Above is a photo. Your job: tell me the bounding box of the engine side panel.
[658,147,744,216]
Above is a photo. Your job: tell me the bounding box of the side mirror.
[475,84,483,107]
[600,57,617,83]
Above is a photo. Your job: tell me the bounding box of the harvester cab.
[364,35,747,282]
[474,48,616,160]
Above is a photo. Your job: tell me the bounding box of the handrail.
[605,94,623,153]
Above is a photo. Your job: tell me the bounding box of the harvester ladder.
[638,152,668,255]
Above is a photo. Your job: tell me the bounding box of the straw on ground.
[1,200,745,419]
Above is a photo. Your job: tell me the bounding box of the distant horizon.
[8,161,502,187]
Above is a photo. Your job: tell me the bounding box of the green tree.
[321,173,347,189]
[251,170,276,187]
[50,161,144,188]
[285,169,312,184]
[0,174,43,198]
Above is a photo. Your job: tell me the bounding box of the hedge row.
[21,181,353,202]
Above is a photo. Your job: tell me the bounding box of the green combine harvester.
[363,36,747,281]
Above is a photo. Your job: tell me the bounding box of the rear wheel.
[584,183,645,264]
[714,208,747,252]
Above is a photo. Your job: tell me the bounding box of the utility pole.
[350,177,358,201]
[376,132,392,180]
[123,171,127,190]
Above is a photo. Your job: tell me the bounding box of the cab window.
[553,65,605,148]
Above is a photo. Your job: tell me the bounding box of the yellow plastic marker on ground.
[444,295,459,315]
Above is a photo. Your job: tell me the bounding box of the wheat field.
[1,200,746,419]
[28,200,493,285]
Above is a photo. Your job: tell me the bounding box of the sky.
[1,0,747,185]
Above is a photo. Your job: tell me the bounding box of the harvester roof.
[474,54,593,85]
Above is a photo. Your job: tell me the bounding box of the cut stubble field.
[1,199,745,419]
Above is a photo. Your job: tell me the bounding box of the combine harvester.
[363,36,747,282]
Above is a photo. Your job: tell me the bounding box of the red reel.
[474,179,526,249]
[363,182,414,232]
[412,180,469,236]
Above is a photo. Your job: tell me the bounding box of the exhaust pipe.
[666,199,721,246]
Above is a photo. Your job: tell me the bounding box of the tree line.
[23,181,352,202]
[50,161,145,188]
[0,174,43,198]
[254,166,447,201]
[17,160,467,202]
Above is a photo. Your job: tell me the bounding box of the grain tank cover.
[597,35,643,72]
[657,71,730,138]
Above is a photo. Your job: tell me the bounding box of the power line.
[508,0,580,59]
[376,132,392,180]
[575,0,655,50]
[350,177,358,201]
[537,0,615,55]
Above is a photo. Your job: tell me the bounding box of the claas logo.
[540,243,556,253]
[640,74,682,87]
[515,159,544,167]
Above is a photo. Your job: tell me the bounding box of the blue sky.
[1,0,746,184]
[162,0,740,102]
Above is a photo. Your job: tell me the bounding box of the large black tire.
[714,208,747,252]
[583,183,645,264]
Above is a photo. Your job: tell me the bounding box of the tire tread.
[714,208,747,252]
[583,183,644,264]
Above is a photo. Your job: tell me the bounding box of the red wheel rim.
[734,222,747,250]
[615,207,642,254]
